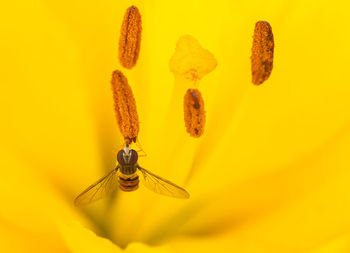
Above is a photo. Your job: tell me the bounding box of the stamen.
[119,5,142,69]
[111,70,139,143]
[184,88,205,138]
[251,21,274,85]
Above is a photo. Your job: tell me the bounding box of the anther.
[251,21,274,85]
[184,88,206,138]
[111,70,139,143]
[119,5,142,69]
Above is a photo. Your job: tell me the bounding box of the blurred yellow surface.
[1,0,350,252]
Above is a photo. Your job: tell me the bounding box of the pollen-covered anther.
[169,35,217,81]
[111,70,139,143]
[184,88,206,138]
[119,5,142,69]
[251,21,274,85]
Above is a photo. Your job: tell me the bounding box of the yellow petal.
[167,123,350,252]
[58,221,122,253]
[126,242,171,253]
[1,0,350,252]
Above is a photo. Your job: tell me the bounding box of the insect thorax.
[119,164,137,175]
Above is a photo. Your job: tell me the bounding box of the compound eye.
[117,150,126,165]
[129,150,138,164]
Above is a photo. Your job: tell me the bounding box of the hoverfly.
[75,144,189,206]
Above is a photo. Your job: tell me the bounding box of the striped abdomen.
[118,173,139,192]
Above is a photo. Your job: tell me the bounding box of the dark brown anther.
[251,21,274,85]
[184,88,205,138]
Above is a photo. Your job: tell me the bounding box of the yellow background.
[1,0,350,252]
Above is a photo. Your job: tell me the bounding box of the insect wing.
[74,168,119,206]
[138,166,189,199]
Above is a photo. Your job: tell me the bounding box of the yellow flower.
[1,0,350,252]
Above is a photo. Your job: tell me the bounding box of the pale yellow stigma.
[169,35,217,81]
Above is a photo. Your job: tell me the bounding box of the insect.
[75,144,189,206]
